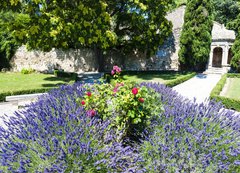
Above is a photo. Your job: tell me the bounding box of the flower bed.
[0,69,240,172]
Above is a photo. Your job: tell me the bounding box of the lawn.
[224,78,240,100]
[0,72,73,101]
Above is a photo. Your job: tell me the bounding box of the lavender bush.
[140,83,240,172]
[0,82,239,172]
[0,84,142,172]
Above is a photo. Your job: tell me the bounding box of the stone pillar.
[208,45,214,68]
[222,44,229,66]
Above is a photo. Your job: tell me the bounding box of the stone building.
[206,22,236,74]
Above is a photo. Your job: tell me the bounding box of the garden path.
[173,73,222,103]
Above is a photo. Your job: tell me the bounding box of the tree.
[230,13,240,70]
[212,0,240,31]
[178,0,213,71]
[1,0,173,71]
[0,10,29,70]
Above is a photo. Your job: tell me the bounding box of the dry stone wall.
[11,6,186,73]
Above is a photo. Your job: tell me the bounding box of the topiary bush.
[0,81,239,172]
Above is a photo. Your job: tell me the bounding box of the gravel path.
[173,74,222,103]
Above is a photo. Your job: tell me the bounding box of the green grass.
[0,72,74,101]
[121,71,194,84]
[0,72,73,93]
[224,78,240,100]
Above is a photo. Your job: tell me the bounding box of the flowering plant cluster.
[79,81,162,141]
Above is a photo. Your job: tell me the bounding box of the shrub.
[140,83,240,172]
[79,66,162,141]
[20,68,35,74]
[79,82,162,142]
[0,84,143,172]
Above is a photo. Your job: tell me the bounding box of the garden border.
[104,71,196,87]
[0,88,52,102]
[210,73,240,111]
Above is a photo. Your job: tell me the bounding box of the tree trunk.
[94,46,104,72]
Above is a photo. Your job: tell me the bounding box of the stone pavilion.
[206,22,236,74]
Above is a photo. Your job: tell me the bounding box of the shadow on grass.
[41,83,66,87]
[43,76,72,82]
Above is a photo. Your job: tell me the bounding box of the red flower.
[132,87,138,95]
[87,110,96,117]
[139,98,144,103]
[81,100,85,105]
[87,92,92,97]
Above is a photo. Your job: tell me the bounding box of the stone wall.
[11,6,186,73]
[11,47,98,73]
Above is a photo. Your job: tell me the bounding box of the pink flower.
[87,92,92,97]
[81,100,86,105]
[113,87,118,93]
[111,70,115,75]
[112,65,121,74]
[132,87,138,95]
[87,110,96,117]
[113,66,118,70]
[139,98,144,103]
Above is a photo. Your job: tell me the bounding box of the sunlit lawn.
[0,72,72,93]
[224,78,240,100]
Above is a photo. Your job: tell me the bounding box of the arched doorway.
[212,47,223,67]
[227,48,233,64]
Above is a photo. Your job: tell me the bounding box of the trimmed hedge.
[210,73,240,111]
[165,72,196,87]
[104,71,196,87]
[0,88,53,102]
[54,70,78,81]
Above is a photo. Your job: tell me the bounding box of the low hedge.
[210,73,240,111]
[0,88,53,102]
[165,72,196,87]
[104,72,196,87]
[54,70,78,81]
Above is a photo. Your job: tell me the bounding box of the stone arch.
[212,47,223,67]
[227,48,233,64]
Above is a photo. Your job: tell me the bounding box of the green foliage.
[165,72,196,87]
[179,0,214,71]
[231,25,240,70]
[2,1,172,59]
[79,82,162,141]
[78,68,162,141]
[210,73,240,111]
[213,0,240,31]
[21,68,35,74]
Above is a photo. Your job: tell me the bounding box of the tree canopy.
[0,10,29,70]
[1,0,173,71]
[178,0,213,71]
[213,0,240,31]
[1,1,172,53]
